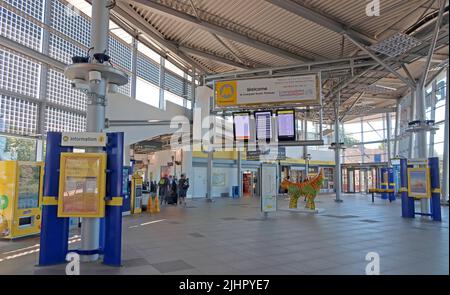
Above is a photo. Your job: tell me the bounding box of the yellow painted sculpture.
[281,170,324,210]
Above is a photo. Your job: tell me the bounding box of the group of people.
[153,173,190,207]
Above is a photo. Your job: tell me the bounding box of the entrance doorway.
[242,170,259,197]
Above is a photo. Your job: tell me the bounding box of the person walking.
[168,176,178,205]
[178,173,189,207]
[158,174,169,205]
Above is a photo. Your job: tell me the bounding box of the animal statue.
[280,170,324,210]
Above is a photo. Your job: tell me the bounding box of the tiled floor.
[0,193,448,275]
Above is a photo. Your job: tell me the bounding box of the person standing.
[178,174,189,207]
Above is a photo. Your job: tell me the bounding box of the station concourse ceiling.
[107,0,449,123]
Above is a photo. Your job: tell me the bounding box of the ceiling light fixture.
[370,32,422,57]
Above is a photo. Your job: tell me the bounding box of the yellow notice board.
[215,74,321,107]
[407,167,431,199]
[58,153,107,218]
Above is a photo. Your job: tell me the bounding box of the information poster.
[233,112,251,141]
[277,110,296,141]
[407,168,430,199]
[261,164,277,213]
[58,153,106,218]
[255,111,272,141]
[18,164,41,209]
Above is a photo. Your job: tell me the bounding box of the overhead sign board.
[61,132,107,147]
[215,74,321,107]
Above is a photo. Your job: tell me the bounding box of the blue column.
[39,132,71,266]
[428,157,441,221]
[103,132,124,266]
[400,158,415,218]
[388,168,396,202]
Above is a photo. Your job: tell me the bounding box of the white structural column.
[334,92,342,202]
[442,72,449,202]
[206,150,213,199]
[393,99,401,157]
[408,89,416,158]
[123,145,130,166]
[386,112,392,166]
[415,86,431,214]
[237,150,242,197]
[429,81,437,157]
[82,0,110,262]
[303,114,308,178]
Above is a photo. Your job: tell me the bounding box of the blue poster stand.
[39,131,124,266]
[400,157,441,221]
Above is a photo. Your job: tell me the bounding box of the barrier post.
[400,158,415,218]
[388,168,396,202]
[39,132,71,266]
[103,132,124,266]
[380,168,388,200]
[428,157,442,221]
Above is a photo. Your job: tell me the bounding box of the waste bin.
[232,186,240,198]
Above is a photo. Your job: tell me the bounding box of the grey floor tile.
[150,259,194,273]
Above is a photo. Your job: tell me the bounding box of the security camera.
[70,79,89,91]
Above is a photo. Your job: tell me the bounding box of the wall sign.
[215,74,321,107]
[61,132,107,147]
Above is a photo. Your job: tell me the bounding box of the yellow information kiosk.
[0,161,44,239]
[131,173,143,214]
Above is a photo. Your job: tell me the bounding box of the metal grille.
[0,48,41,98]
[0,6,42,51]
[137,53,160,86]
[45,106,86,132]
[0,95,38,135]
[48,33,85,64]
[109,36,132,71]
[3,0,43,20]
[46,68,86,111]
[164,70,185,98]
[51,0,90,47]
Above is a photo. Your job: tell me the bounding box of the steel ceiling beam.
[125,0,313,62]
[419,0,447,87]
[114,4,211,73]
[115,3,251,70]
[344,34,417,89]
[177,46,249,70]
[264,0,376,45]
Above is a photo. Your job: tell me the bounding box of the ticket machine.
[131,173,143,214]
[0,161,44,239]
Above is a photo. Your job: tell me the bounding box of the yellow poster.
[58,153,106,218]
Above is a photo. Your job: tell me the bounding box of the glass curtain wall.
[0,0,195,160]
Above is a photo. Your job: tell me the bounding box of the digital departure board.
[255,111,272,142]
[233,112,251,142]
[276,109,296,141]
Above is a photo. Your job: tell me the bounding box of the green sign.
[0,195,9,210]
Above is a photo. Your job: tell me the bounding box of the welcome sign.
[215,74,321,107]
